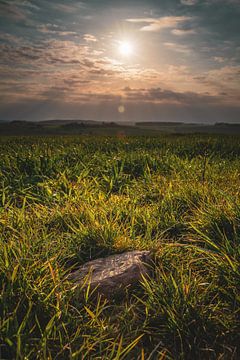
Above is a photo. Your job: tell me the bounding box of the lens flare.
[118,105,125,113]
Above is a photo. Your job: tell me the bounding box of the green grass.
[0,134,239,359]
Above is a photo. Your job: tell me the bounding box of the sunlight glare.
[119,41,134,56]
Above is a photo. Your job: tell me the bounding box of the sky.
[0,0,240,123]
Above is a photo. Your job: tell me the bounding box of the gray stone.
[68,250,152,297]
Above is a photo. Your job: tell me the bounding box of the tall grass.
[0,134,239,359]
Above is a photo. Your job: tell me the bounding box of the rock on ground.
[68,250,152,297]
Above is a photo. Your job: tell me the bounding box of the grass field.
[0,134,239,359]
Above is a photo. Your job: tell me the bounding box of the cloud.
[2,34,238,108]
[164,42,191,54]
[0,1,28,21]
[212,56,225,63]
[204,0,240,5]
[122,86,219,105]
[83,34,98,42]
[37,24,77,36]
[0,32,22,43]
[0,35,129,104]
[127,16,192,32]
[171,29,196,36]
[180,0,198,5]
[51,3,84,13]
[190,66,240,103]
[206,65,240,83]
[0,39,92,66]
[11,0,40,11]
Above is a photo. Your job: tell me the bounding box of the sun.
[119,41,134,56]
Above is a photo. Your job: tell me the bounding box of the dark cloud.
[0,1,28,21]
[122,87,220,105]
[1,96,240,123]
[0,39,90,66]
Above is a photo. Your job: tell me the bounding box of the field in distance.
[1,119,240,135]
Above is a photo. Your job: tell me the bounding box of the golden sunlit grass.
[0,135,240,359]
